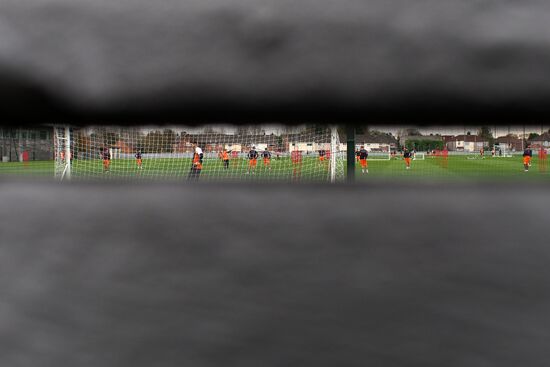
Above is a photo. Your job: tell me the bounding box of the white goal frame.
[492,145,514,158]
[363,144,392,161]
[53,125,71,181]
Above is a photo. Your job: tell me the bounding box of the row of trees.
[403,140,445,151]
[79,129,179,153]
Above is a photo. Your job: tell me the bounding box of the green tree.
[405,128,422,136]
[478,126,494,147]
[405,139,444,151]
[528,132,540,140]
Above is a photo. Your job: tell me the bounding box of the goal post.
[53,125,71,181]
[330,126,338,183]
[54,125,345,183]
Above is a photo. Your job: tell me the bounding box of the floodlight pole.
[347,125,355,183]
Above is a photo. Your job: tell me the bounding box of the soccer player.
[403,147,412,169]
[188,144,203,180]
[262,148,272,170]
[491,147,496,157]
[247,146,259,174]
[523,144,533,172]
[358,145,368,174]
[219,149,230,169]
[539,147,548,173]
[318,149,326,165]
[480,147,484,158]
[291,149,303,180]
[442,147,449,169]
[102,147,111,172]
[355,149,360,162]
[135,149,143,169]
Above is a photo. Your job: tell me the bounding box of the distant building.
[0,127,54,162]
[354,132,398,151]
[495,135,523,152]
[285,133,331,152]
[445,135,488,152]
[175,133,278,153]
[528,132,550,149]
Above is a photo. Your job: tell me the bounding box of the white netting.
[355,144,391,160]
[412,152,425,160]
[55,125,345,182]
[53,126,69,180]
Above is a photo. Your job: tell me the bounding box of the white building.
[445,135,488,152]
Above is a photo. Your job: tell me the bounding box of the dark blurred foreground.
[5,0,550,123]
[1,182,549,366]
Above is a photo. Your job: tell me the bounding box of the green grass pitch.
[70,157,334,181]
[0,158,333,181]
[0,156,549,181]
[354,155,550,182]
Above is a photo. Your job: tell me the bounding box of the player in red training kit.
[291,149,303,180]
[523,145,533,172]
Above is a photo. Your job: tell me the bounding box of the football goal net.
[357,144,392,160]
[54,125,345,182]
[493,145,514,157]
